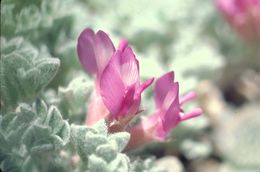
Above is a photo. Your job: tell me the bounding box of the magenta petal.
[100,54,125,117]
[77,28,115,76]
[153,114,168,140]
[100,40,141,119]
[138,78,154,94]
[162,82,181,132]
[120,47,140,86]
[180,108,202,121]
[118,38,129,51]
[154,71,175,108]
[95,31,115,74]
[180,91,196,105]
[118,85,137,118]
[77,28,97,75]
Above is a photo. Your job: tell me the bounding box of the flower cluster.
[216,0,260,42]
[77,28,202,149]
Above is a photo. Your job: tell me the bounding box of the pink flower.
[77,28,153,125]
[127,72,202,149]
[216,0,260,42]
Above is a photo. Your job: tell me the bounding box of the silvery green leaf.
[45,106,64,134]
[34,99,48,120]
[88,154,108,172]
[108,132,130,152]
[22,124,52,152]
[34,58,60,90]
[70,125,88,146]
[50,135,65,149]
[6,125,28,148]
[0,112,16,130]
[15,5,41,33]
[70,124,91,161]
[84,133,108,156]
[92,119,108,135]
[0,131,8,150]
[1,157,21,172]
[95,144,117,163]
[0,37,24,55]
[30,143,54,153]
[58,76,91,117]
[59,121,70,145]
[0,38,60,110]
[108,153,130,172]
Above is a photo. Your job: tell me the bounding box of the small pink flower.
[216,0,260,42]
[127,72,202,149]
[77,28,153,125]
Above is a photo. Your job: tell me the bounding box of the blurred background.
[1,0,260,172]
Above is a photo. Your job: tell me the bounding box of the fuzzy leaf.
[96,144,117,163]
[58,121,70,145]
[108,132,130,152]
[70,125,91,161]
[50,135,65,149]
[22,124,53,152]
[92,119,108,135]
[84,133,108,156]
[45,106,64,134]
[108,153,130,172]
[88,154,108,172]
[0,37,60,110]
[58,76,91,117]
[34,99,48,121]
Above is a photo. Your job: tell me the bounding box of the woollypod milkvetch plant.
[4,0,256,171]
[77,28,203,150]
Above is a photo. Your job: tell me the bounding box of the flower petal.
[154,71,175,108]
[77,28,115,76]
[119,45,139,86]
[95,31,115,75]
[77,28,97,75]
[138,78,154,94]
[100,52,125,117]
[180,91,196,105]
[161,82,181,132]
[180,108,202,121]
[86,92,109,126]
[117,85,136,118]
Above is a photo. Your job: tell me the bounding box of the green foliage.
[58,76,92,119]
[0,37,60,111]
[71,120,131,171]
[1,0,73,45]
[0,100,70,172]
